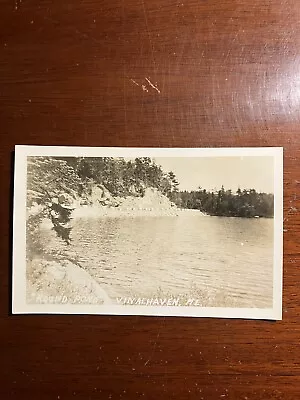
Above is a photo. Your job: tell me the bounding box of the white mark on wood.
[130,79,149,92]
[131,77,161,93]
[141,0,157,73]
[131,79,140,86]
[14,0,21,10]
[144,318,164,366]
[145,77,161,93]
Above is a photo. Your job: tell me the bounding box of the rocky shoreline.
[27,257,112,305]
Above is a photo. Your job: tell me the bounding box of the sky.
[154,156,274,193]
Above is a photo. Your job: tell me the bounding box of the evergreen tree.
[177,186,274,218]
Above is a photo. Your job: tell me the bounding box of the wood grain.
[0,0,299,399]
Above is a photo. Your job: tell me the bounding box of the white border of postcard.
[12,146,283,320]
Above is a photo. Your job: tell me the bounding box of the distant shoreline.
[71,206,271,219]
[72,205,205,219]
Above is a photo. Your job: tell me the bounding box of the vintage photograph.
[13,146,283,319]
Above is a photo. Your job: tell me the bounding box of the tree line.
[27,156,274,219]
[27,156,179,205]
[177,186,274,218]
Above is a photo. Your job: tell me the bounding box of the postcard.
[12,146,283,319]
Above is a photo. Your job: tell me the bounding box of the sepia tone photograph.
[13,146,283,319]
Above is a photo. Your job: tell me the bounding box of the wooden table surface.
[1,0,299,399]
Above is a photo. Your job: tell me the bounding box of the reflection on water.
[71,214,274,308]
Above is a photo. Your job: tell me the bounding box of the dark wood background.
[1,0,299,399]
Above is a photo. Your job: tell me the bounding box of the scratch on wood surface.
[130,79,149,92]
[131,79,140,86]
[131,78,159,93]
[289,206,297,213]
[141,0,157,74]
[144,318,165,366]
[145,77,161,93]
[123,66,128,133]
[144,335,159,366]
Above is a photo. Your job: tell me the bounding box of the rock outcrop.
[73,186,178,218]
[27,257,111,305]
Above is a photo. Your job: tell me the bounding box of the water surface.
[71,214,273,308]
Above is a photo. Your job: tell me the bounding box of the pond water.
[71,214,274,308]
